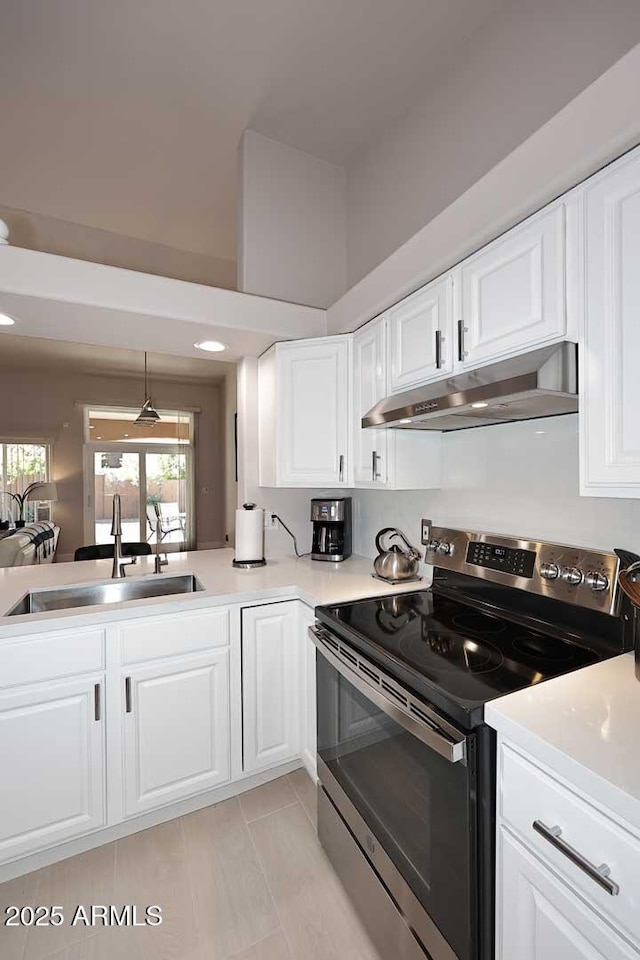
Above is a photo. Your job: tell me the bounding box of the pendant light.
[134,352,161,426]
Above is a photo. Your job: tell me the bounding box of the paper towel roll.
[235,506,264,562]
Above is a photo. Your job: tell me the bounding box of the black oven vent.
[359,663,380,684]
[381,680,408,707]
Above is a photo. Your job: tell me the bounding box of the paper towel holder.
[233,503,267,569]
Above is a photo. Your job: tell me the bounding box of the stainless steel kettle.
[373,527,422,582]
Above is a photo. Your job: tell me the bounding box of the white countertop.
[486,652,640,831]
[0,549,426,639]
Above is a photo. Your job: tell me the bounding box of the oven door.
[311,624,477,960]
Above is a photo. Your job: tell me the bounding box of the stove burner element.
[451,612,506,635]
[407,629,505,674]
[512,634,575,662]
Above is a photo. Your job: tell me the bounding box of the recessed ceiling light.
[89,425,95,430]
[194,340,227,353]
[470,401,489,409]
[0,312,16,326]
[399,418,412,424]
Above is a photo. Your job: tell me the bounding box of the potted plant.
[3,482,47,528]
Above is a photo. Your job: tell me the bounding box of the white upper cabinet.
[353,317,388,485]
[388,274,454,392]
[352,315,442,490]
[259,336,350,487]
[459,204,566,368]
[581,149,640,498]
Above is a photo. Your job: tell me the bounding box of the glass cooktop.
[317,589,602,726]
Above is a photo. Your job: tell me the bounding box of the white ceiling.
[0,291,274,364]
[0,0,505,264]
[0,330,233,383]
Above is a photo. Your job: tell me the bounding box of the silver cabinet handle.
[457,319,468,361]
[125,676,132,714]
[435,329,443,369]
[371,451,381,481]
[532,821,620,896]
[94,683,101,722]
[338,454,345,482]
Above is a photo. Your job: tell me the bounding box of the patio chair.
[146,501,185,543]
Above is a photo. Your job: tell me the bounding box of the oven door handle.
[309,625,467,764]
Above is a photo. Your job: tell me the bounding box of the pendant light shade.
[135,353,161,426]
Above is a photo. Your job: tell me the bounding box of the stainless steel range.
[310,524,627,960]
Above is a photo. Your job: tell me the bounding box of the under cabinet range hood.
[362,342,578,432]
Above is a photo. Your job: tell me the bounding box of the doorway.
[83,408,194,552]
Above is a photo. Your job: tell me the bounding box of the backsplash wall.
[353,414,640,560]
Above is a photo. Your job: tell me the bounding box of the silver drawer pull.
[532,820,620,896]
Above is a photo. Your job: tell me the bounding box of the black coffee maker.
[311,498,352,562]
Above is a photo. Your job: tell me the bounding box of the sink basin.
[5,574,205,617]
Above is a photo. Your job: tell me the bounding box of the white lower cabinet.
[242,601,302,773]
[496,739,640,960]
[0,676,105,862]
[0,597,313,873]
[298,601,317,780]
[121,648,230,817]
[498,828,637,960]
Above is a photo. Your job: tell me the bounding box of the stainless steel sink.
[5,574,205,616]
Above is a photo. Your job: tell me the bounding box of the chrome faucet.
[154,519,168,574]
[111,494,125,579]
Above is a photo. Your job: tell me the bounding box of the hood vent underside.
[362,343,578,432]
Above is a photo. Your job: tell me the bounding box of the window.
[0,442,51,524]
[84,408,195,552]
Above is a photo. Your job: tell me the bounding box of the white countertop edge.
[486,687,640,835]
[0,550,426,640]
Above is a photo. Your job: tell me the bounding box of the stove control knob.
[437,541,452,555]
[584,571,609,592]
[539,562,559,581]
[560,566,583,586]
[425,539,440,553]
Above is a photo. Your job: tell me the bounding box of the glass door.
[87,445,192,551]
[92,450,141,544]
[144,451,188,549]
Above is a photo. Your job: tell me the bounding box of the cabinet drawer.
[119,607,230,664]
[0,629,104,689]
[500,744,640,945]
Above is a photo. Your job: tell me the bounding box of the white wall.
[328,40,640,335]
[238,131,346,309]
[345,0,640,288]
[353,416,640,561]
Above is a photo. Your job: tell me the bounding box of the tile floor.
[0,770,381,960]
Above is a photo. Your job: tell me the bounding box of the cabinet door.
[498,828,636,960]
[122,649,230,817]
[581,152,640,497]
[388,274,453,393]
[242,602,301,773]
[298,602,317,780]
[278,338,349,486]
[0,677,105,863]
[460,205,565,368]
[353,318,388,485]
